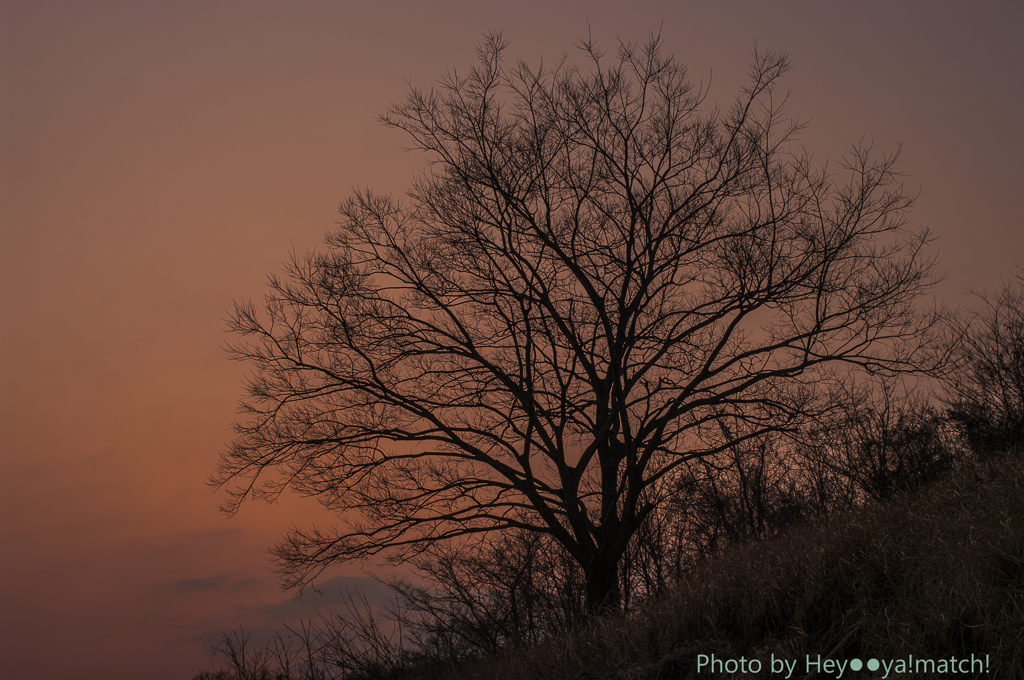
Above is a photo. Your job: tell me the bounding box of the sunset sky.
[1,1,1022,678]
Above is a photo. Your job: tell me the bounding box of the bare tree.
[214,32,943,613]
[203,626,294,680]
[946,273,1024,454]
[672,429,807,556]
[798,378,956,503]
[387,529,586,658]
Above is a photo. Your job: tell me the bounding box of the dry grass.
[410,453,1024,680]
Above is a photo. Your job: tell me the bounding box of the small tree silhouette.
[947,273,1024,454]
[214,32,944,613]
[801,379,955,503]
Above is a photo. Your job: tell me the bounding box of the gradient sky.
[1,1,1022,678]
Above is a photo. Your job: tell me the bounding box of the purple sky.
[2,1,1022,678]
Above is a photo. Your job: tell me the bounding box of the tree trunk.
[584,546,623,614]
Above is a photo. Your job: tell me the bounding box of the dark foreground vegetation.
[430,451,1024,680]
[194,445,1024,680]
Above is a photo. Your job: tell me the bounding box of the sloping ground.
[431,454,1024,680]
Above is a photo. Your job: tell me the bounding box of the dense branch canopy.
[214,34,942,605]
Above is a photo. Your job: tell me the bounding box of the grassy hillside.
[429,453,1024,680]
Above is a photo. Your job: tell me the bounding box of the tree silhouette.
[946,273,1024,453]
[214,33,942,612]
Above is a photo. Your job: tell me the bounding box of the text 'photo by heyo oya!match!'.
[696,653,991,677]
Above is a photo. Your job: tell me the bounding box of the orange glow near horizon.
[2,2,1022,678]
